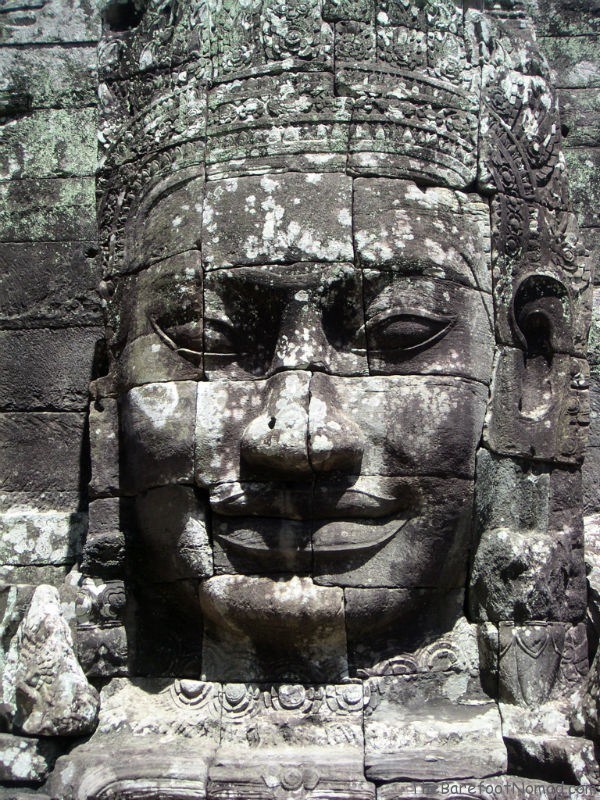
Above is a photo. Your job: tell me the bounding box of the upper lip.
[209,476,416,520]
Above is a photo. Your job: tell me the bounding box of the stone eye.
[203,320,240,356]
[149,311,204,366]
[366,309,455,353]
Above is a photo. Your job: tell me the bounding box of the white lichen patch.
[0,506,84,566]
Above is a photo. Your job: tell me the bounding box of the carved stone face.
[115,170,495,681]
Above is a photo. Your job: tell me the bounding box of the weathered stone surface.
[345,594,469,676]
[133,486,213,582]
[364,674,507,782]
[313,477,475,590]
[470,525,586,624]
[0,564,69,586]
[354,178,492,293]
[485,348,589,465]
[202,173,353,269]
[0,178,96,242]
[0,45,97,109]
[0,242,101,329]
[200,576,348,683]
[25,0,596,789]
[123,174,205,271]
[564,147,600,227]
[559,88,600,146]
[0,732,61,784]
[0,108,97,180]
[213,515,312,577]
[203,263,368,379]
[88,398,119,499]
[120,382,196,493]
[0,327,101,411]
[498,622,588,706]
[0,412,86,492]
[0,503,84,567]
[540,35,600,88]
[0,0,101,45]
[3,585,99,736]
[501,700,599,784]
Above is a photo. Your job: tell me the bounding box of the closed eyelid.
[366,307,455,328]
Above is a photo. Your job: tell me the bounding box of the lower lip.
[216,516,409,558]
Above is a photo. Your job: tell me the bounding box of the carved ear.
[484,275,588,464]
[510,274,572,358]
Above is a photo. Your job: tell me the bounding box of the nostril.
[268,416,276,430]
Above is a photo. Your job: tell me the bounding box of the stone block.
[212,515,312,577]
[470,527,584,623]
[94,677,221,741]
[0,178,96,242]
[308,374,487,479]
[0,45,97,109]
[559,88,600,146]
[77,624,129,678]
[353,178,492,293]
[202,172,353,269]
[203,263,368,379]
[0,732,61,784]
[218,682,367,750]
[501,700,598,783]
[0,0,101,45]
[499,622,588,707]
[484,348,589,465]
[209,746,375,800]
[528,0,600,36]
[364,674,507,782]
[129,580,204,678]
[132,486,212,582]
[0,327,101,411]
[0,108,97,180]
[0,502,84,567]
[345,592,469,676]
[89,398,120,498]
[0,564,69,586]
[313,477,474,590]
[122,174,205,271]
[47,744,214,800]
[116,333,202,392]
[539,35,600,88]
[564,147,600,227]
[199,575,347,683]
[120,382,196,494]
[0,242,101,329]
[323,0,373,21]
[82,498,129,577]
[0,412,87,492]
[361,269,493,384]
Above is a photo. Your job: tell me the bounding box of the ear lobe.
[484,275,589,464]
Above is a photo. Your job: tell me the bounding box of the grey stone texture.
[0,0,599,794]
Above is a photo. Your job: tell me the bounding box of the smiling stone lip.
[209,478,413,520]
[217,516,409,557]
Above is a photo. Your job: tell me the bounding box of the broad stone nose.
[241,371,312,477]
[241,371,364,477]
[308,373,365,473]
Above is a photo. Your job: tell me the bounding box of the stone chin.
[198,575,345,646]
